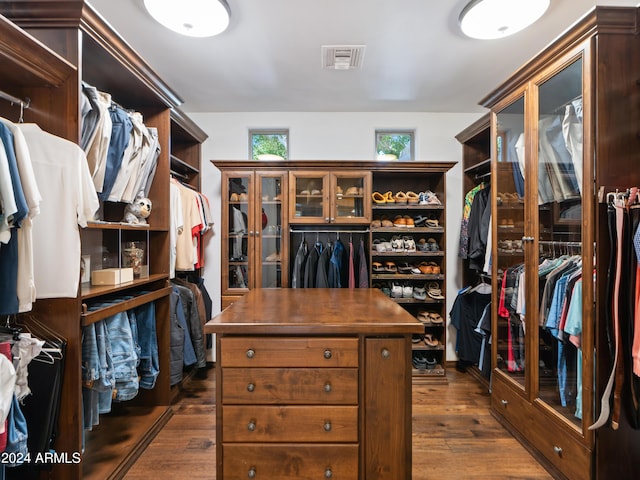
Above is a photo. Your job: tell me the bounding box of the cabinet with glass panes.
[480,6,640,479]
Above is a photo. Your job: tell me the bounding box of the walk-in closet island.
[205,288,424,479]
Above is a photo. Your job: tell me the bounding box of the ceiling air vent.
[322,45,366,70]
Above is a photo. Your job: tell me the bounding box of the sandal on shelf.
[427,282,445,300]
[413,215,428,226]
[372,261,385,273]
[412,334,425,344]
[425,216,439,228]
[406,191,420,204]
[384,261,398,273]
[417,311,431,322]
[429,312,444,324]
[394,191,408,204]
[426,192,441,205]
[424,334,440,347]
[372,191,386,204]
[381,218,394,227]
[384,191,396,203]
[370,218,381,228]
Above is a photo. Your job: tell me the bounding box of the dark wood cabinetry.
[0,2,206,478]
[467,6,640,479]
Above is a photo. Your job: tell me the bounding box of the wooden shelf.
[81,273,168,300]
[87,221,151,231]
[82,405,173,480]
[81,286,172,326]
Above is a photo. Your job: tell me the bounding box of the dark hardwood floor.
[124,366,552,479]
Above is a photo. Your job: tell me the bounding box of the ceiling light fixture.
[459,0,550,40]
[143,0,231,38]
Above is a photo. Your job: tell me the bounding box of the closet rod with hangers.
[289,228,370,234]
[538,240,582,247]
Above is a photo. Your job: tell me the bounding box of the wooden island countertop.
[204,288,425,335]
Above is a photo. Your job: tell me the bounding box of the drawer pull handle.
[381,348,390,359]
[324,383,332,393]
[501,399,508,407]
[324,421,332,432]
[246,349,255,359]
[247,383,255,392]
[248,467,257,478]
[325,468,333,478]
[247,419,256,432]
[553,446,563,456]
[324,349,332,359]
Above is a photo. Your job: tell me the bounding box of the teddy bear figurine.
[122,194,152,225]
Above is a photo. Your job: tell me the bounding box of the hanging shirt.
[19,123,99,298]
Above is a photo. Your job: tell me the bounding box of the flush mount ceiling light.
[143,0,231,37]
[459,0,550,40]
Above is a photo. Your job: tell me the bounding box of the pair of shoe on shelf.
[412,352,438,370]
[417,311,444,324]
[418,191,441,205]
[417,237,439,251]
[230,192,248,202]
[264,252,281,262]
[336,186,363,198]
[412,334,438,347]
[417,261,440,274]
[496,192,522,205]
[382,236,415,252]
[372,191,420,204]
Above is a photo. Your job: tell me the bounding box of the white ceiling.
[88,0,639,114]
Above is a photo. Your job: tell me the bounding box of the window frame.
[374,129,415,160]
[249,128,290,160]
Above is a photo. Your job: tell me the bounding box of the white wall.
[189,111,484,361]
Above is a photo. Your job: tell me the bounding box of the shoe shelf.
[372,274,444,281]
[390,297,445,305]
[371,251,445,257]
[371,227,445,233]
[372,205,445,211]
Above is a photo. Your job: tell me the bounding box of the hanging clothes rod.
[538,240,582,247]
[0,89,30,109]
[474,171,492,181]
[289,228,370,234]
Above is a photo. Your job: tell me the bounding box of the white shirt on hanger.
[19,123,99,298]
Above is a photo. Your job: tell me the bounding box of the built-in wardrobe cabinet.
[213,160,456,382]
[0,2,206,479]
[454,114,491,384]
[478,6,640,479]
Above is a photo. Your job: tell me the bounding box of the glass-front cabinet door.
[493,94,526,389]
[330,171,372,223]
[535,56,585,430]
[256,172,287,288]
[222,172,253,294]
[289,171,329,223]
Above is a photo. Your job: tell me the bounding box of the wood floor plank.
[124,366,552,479]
